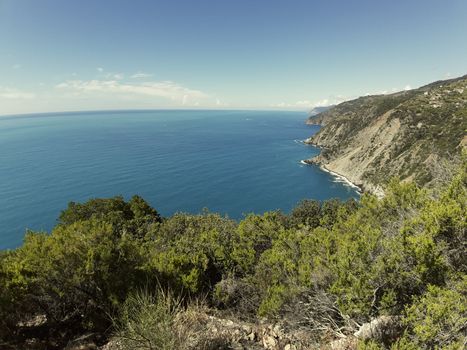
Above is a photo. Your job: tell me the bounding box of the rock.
[262,335,277,349]
[65,333,98,350]
[272,324,282,338]
[67,343,97,350]
[354,316,402,344]
[328,337,358,350]
[99,338,125,350]
[242,325,252,333]
[17,314,47,328]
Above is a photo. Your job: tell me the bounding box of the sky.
[1,0,467,115]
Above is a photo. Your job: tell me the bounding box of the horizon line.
[0,107,315,119]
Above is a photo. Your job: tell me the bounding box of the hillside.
[308,105,333,117]
[305,75,467,195]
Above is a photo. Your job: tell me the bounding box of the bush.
[115,288,183,349]
[145,212,236,293]
[213,276,260,318]
[289,199,321,228]
[59,195,161,237]
[1,159,465,348]
[1,219,147,335]
[400,277,467,349]
[231,211,286,275]
[115,288,231,350]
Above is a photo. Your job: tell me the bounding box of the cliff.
[305,75,467,195]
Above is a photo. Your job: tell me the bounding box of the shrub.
[145,212,236,293]
[213,276,260,318]
[115,288,183,350]
[400,277,467,349]
[59,195,161,237]
[289,199,322,228]
[231,211,286,275]
[115,288,231,350]
[1,218,147,337]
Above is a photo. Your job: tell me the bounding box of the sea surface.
[0,110,359,249]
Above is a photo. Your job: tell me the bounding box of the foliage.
[289,199,322,228]
[115,288,183,350]
[59,195,161,237]
[115,288,231,350]
[231,211,286,275]
[145,211,236,293]
[400,277,467,349]
[0,160,466,347]
[1,219,147,337]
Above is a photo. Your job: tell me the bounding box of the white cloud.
[271,96,348,110]
[313,99,333,107]
[0,87,36,99]
[56,79,209,103]
[111,73,124,80]
[295,100,313,107]
[367,85,413,96]
[131,72,153,79]
[97,67,104,72]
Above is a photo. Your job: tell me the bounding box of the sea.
[0,110,359,249]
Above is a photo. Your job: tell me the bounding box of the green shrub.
[59,195,161,237]
[115,288,183,350]
[289,199,322,228]
[400,277,467,349]
[1,218,148,336]
[115,288,231,350]
[145,212,236,293]
[231,211,286,275]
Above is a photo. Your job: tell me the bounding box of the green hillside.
[306,75,467,193]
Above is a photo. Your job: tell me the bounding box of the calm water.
[0,110,359,249]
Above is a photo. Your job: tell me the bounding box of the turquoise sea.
[0,110,359,249]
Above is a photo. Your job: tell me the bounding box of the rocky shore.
[301,157,363,194]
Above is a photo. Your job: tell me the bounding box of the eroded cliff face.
[305,75,467,195]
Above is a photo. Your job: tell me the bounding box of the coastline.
[301,158,362,194]
[318,164,362,193]
[302,135,363,194]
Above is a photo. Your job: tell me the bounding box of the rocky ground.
[53,312,402,350]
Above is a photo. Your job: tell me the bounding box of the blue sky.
[1,0,467,115]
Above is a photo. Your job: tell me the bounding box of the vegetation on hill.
[306,75,467,194]
[0,156,465,349]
